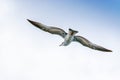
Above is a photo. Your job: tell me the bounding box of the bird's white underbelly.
[63,35,74,46]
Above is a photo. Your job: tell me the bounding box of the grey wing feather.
[74,36,112,52]
[27,19,67,38]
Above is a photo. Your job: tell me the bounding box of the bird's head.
[69,28,78,35]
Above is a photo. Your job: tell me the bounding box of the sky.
[0,0,120,80]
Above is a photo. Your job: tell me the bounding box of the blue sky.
[1,0,120,80]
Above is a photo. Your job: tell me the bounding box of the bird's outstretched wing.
[27,19,67,38]
[73,36,112,52]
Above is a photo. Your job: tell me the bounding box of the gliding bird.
[27,19,112,52]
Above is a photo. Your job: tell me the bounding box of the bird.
[27,19,112,52]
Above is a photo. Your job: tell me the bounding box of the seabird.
[27,19,112,52]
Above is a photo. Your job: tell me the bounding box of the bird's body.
[27,19,112,52]
[64,34,74,45]
[60,29,78,46]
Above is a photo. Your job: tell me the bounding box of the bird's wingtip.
[27,19,31,21]
[105,49,112,52]
[109,50,112,52]
[27,19,34,23]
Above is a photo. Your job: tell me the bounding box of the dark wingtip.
[27,19,36,25]
[104,49,112,52]
[108,50,112,52]
[27,19,44,29]
[27,19,32,22]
